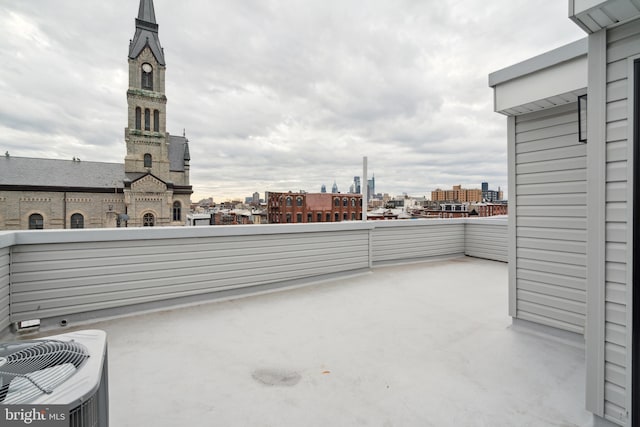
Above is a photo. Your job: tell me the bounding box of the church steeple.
[129,0,165,65]
[122,0,192,227]
[125,0,169,177]
[137,0,157,23]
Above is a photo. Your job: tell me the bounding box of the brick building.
[431,185,483,203]
[469,202,508,217]
[267,192,362,224]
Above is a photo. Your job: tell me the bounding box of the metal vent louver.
[0,340,89,404]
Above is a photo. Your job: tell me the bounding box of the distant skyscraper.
[353,176,361,194]
[481,182,503,202]
[332,181,339,193]
[321,184,326,193]
[252,192,260,204]
[367,175,375,200]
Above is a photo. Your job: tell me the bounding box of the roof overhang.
[488,38,587,116]
[569,0,640,33]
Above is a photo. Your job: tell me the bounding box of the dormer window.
[141,63,153,90]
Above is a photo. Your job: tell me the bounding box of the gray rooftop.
[33,258,592,427]
[0,156,124,189]
[168,135,189,172]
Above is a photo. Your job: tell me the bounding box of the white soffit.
[570,0,640,33]
[489,39,587,116]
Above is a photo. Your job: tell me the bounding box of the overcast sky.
[0,1,586,202]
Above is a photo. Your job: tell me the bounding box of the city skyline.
[219,179,503,205]
[0,1,586,201]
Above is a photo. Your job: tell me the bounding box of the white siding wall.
[602,20,640,424]
[465,219,508,262]
[371,220,465,264]
[9,226,370,322]
[514,103,588,334]
[0,219,507,334]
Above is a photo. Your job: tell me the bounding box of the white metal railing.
[0,217,506,336]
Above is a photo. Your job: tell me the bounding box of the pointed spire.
[129,0,165,65]
[137,0,157,24]
[183,142,191,161]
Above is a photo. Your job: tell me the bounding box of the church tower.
[125,0,168,176]
[123,0,192,227]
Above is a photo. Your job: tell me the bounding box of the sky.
[0,1,586,202]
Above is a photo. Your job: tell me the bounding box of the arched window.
[343,198,348,207]
[286,197,292,207]
[144,153,152,168]
[326,213,331,222]
[296,213,302,223]
[334,198,340,207]
[143,212,155,227]
[135,107,142,130]
[351,198,356,207]
[153,110,160,132]
[286,213,292,223]
[307,213,312,222]
[70,213,84,229]
[296,197,303,207]
[317,213,322,222]
[29,213,44,230]
[351,213,356,220]
[173,201,181,221]
[141,63,153,90]
[144,108,151,131]
[334,213,339,222]
[343,213,348,220]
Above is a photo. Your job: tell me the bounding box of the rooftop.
[0,156,124,189]
[33,257,591,427]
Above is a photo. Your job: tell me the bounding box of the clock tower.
[125,0,168,176]
[123,0,192,226]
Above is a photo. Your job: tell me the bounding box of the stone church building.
[0,0,192,229]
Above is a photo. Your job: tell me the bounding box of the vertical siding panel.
[514,103,587,334]
[602,19,640,426]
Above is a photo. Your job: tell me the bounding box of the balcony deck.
[37,256,591,427]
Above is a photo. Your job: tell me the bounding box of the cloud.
[0,0,586,201]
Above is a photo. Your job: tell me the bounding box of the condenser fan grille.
[0,340,89,404]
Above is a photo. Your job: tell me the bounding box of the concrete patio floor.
[41,257,592,426]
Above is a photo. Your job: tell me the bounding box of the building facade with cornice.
[0,0,192,230]
[267,192,363,224]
